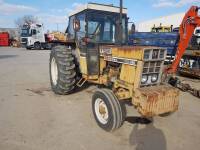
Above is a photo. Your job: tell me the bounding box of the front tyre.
[92,89,126,132]
[26,47,31,50]
[34,42,41,50]
[49,45,76,95]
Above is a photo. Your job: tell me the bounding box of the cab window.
[32,29,37,35]
[67,16,75,39]
[76,13,86,39]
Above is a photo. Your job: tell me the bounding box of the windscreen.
[87,11,127,44]
[21,28,30,37]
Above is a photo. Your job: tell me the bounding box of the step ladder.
[76,77,87,87]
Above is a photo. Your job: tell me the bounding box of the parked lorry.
[20,23,66,50]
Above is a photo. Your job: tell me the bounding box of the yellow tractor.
[151,24,173,32]
[49,2,179,131]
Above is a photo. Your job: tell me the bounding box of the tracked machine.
[49,2,184,131]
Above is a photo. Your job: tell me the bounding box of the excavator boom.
[166,6,200,73]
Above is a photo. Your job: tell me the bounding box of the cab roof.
[69,3,128,17]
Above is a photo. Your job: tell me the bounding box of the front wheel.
[92,88,126,132]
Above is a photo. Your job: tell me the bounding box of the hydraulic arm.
[166,6,200,73]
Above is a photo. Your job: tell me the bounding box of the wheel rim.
[35,43,40,49]
[51,57,58,85]
[94,98,109,124]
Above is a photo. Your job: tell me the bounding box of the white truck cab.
[21,24,45,49]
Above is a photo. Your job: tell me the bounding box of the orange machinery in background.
[166,6,200,74]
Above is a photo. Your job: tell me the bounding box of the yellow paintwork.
[120,64,136,84]
[110,46,144,60]
[79,57,88,74]
[50,31,67,42]
[115,88,130,100]
[114,80,133,100]
[76,44,179,117]
[133,61,143,90]
[100,58,106,74]
[80,45,146,100]
[151,25,172,32]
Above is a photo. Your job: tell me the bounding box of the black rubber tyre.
[159,112,173,117]
[49,45,76,95]
[26,47,31,50]
[34,42,41,50]
[92,88,126,132]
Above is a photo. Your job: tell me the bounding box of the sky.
[0,0,199,32]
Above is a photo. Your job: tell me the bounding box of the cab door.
[84,16,103,76]
[74,13,90,76]
[86,42,99,76]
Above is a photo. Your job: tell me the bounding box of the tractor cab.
[67,3,128,44]
[66,3,128,76]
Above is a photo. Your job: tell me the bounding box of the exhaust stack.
[119,0,123,45]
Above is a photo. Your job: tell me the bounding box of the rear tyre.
[92,88,126,132]
[49,45,76,95]
[34,42,41,50]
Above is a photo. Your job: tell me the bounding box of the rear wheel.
[34,42,41,50]
[49,45,76,95]
[92,88,126,132]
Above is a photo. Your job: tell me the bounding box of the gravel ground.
[0,47,200,150]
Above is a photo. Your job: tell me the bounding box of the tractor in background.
[151,24,173,32]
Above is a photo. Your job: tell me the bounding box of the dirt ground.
[0,47,200,150]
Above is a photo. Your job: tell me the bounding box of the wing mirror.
[73,19,80,32]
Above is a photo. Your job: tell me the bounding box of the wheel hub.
[95,98,109,124]
[51,57,58,85]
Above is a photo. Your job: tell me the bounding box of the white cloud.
[153,0,200,8]
[72,2,85,9]
[42,2,85,25]
[49,2,85,16]
[38,14,67,24]
[45,15,67,24]
[0,18,13,27]
[0,0,38,15]
[50,8,72,14]
[41,2,86,31]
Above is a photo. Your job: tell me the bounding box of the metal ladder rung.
[76,78,87,87]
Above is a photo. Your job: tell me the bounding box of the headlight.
[151,74,158,82]
[141,75,148,83]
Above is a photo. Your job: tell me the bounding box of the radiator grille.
[141,48,166,86]
[21,38,27,43]
[143,61,162,74]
